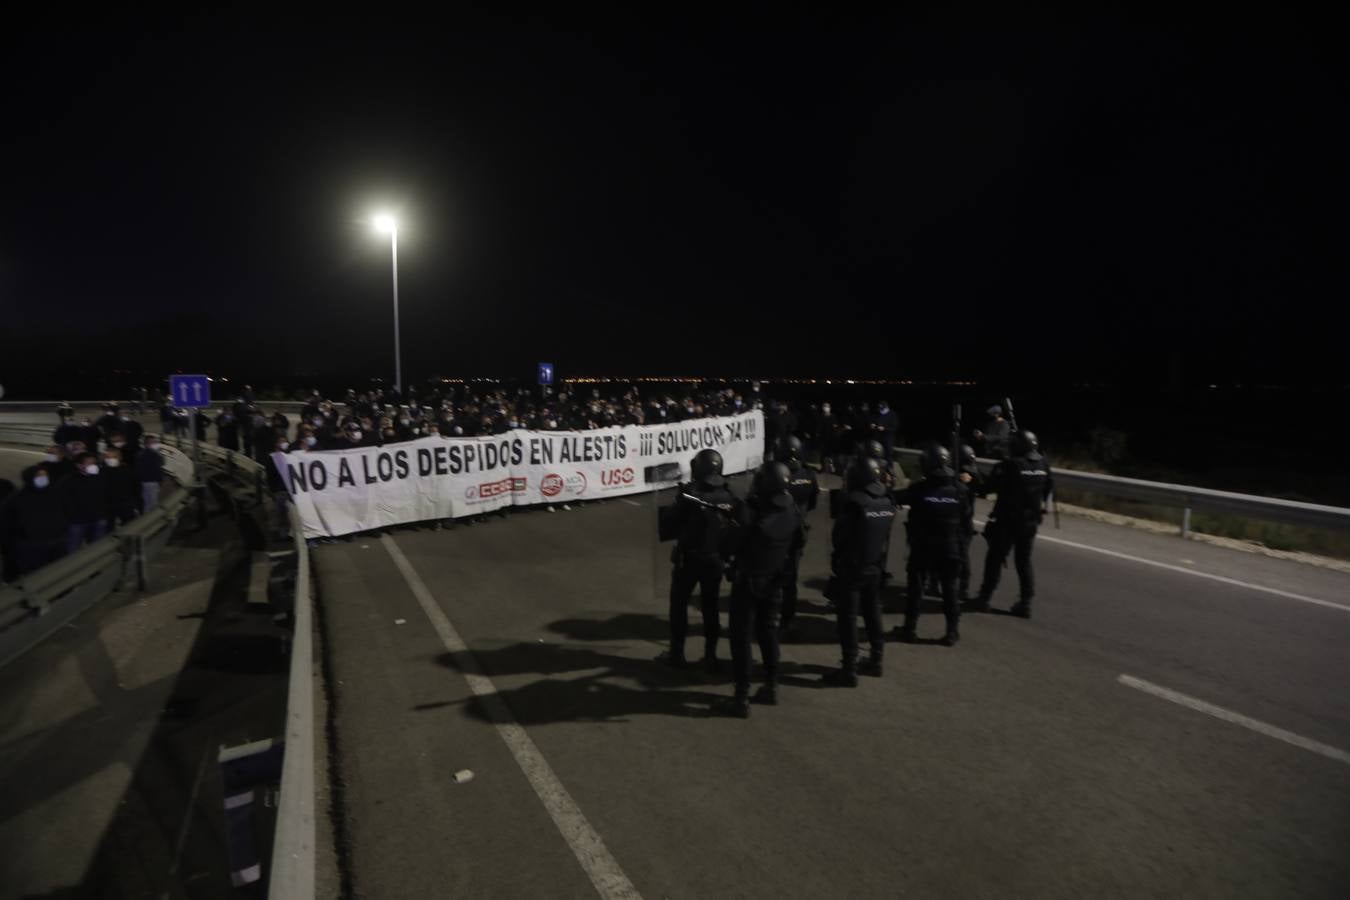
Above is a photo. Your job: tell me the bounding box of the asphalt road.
[316,476,1350,899]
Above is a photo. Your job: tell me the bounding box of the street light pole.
[374,213,402,398]
[390,224,401,398]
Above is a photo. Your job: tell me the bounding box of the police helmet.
[847,456,884,490]
[960,444,978,467]
[778,435,804,465]
[690,448,725,487]
[865,439,885,460]
[753,461,791,498]
[921,443,952,477]
[1012,430,1040,456]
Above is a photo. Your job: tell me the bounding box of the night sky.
[3,12,1345,392]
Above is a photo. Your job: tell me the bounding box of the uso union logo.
[600,467,635,488]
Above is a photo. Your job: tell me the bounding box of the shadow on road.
[437,642,727,724]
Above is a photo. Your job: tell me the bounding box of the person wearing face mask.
[102,447,139,527]
[25,445,74,485]
[61,453,110,552]
[136,436,165,512]
[4,467,69,576]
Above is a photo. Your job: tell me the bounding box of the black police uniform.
[828,476,896,679]
[976,444,1052,616]
[897,470,970,643]
[729,479,803,709]
[780,459,818,634]
[663,479,741,667]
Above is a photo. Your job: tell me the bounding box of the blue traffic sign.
[537,362,554,386]
[170,374,212,408]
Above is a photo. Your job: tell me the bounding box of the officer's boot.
[971,590,991,614]
[726,691,751,718]
[703,644,720,674]
[941,616,961,647]
[752,684,778,705]
[1010,597,1032,619]
[822,661,858,688]
[857,655,883,678]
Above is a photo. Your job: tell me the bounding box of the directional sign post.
[170,375,212,528]
[537,362,554,400]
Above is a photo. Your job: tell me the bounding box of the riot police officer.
[865,439,899,584]
[896,444,970,646]
[777,436,818,640]
[726,462,804,717]
[823,457,896,685]
[974,430,1053,618]
[659,449,743,671]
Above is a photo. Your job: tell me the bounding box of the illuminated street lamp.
[373,213,402,396]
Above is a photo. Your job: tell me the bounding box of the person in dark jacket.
[896,444,971,646]
[95,403,121,446]
[102,447,139,527]
[54,415,83,448]
[215,407,241,451]
[974,405,1012,461]
[61,453,110,552]
[136,436,165,512]
[111,409,144,466]
[975,430,1053,618]
[777,436,818,641]
[657,448,744,671]
[869,400,899,463]
[725,462,804,718]
[24,446,74,486]
[5,467,68,575]
[823,457,896,686]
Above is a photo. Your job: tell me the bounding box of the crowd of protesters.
[0,382,1016,574]
[0,402,165,582]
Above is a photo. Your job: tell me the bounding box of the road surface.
[316,476,1350,899]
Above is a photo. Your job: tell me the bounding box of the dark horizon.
[4,13,1346,390]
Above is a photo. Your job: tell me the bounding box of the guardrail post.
[1181,501,1192,540]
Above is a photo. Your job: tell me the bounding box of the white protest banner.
[276,411,763,538]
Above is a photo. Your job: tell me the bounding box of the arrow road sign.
[170,374,212,408]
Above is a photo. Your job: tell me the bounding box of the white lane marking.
[381,535,642,900]
[620,499,642,507]
[974,518,1350,614]
[1118,674,1350,767]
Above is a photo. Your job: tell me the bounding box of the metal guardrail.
[893,448,1350,538]
[0,426,195,667]
[269,502,315,899]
